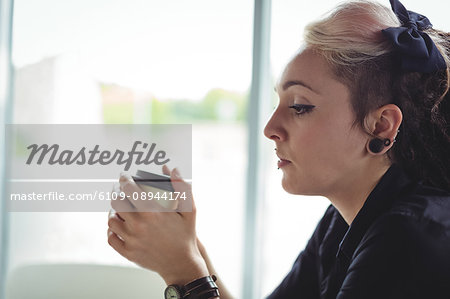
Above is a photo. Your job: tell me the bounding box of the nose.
[264,108,286,142]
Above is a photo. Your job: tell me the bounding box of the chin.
[281,178,304,195]
[281,176,312,195]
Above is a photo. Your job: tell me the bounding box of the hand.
[107,165,209,285]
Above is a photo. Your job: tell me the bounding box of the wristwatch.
[164,275,219,299]
[164,284,184,299]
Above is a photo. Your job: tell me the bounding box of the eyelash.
[288,104,315,116]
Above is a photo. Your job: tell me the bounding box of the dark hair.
[333,29,450,192]
[390,32,450,192]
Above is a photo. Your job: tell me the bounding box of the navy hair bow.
[381,0,446,73]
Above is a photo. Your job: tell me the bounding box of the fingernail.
[119,173,131,182]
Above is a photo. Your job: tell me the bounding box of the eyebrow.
[274,80,318,94]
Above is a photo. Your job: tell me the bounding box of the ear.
[365,104,402,155]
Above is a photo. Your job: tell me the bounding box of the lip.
[276,153,291,168]
[277,159,291,168]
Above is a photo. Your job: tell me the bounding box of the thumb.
[170,168,196,217]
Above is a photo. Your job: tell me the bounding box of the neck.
[327,162,391,225]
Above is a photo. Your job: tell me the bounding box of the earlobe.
[367,138,391,154]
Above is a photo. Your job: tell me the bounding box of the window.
[8,0,253,297]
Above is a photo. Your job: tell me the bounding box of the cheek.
[288,110,363,182]
[280,97,367,195]
[291,116,349,161]
[316,117,363,167]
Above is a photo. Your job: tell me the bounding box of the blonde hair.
[303,0,449,67]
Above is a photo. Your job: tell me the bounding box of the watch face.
[164,285,182,299]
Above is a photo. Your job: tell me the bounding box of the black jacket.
[267,164,450,299]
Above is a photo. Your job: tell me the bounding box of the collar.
[336,164,412,260]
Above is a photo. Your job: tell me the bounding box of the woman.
[107,0,450,298]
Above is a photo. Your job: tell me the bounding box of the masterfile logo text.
[4,124,192,212]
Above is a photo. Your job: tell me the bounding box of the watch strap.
[187,288,220,299]
[183,275,219,299]
[184,275,216,293]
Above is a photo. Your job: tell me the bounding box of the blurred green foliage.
[103,102,134,124]
[102,86,248,124]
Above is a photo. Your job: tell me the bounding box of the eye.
[288,104,315,115]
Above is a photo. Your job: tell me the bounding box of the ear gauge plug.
[368,138,391,153]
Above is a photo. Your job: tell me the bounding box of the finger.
[157,166,190,212]
[120,173,166,212]
[112,179,138,220]
[107,228,127,258]
[111,182,126,204]
[108,214,129,240]
[119,173,140,207]
[119,173,144,210]
[111,194,136,214]
[109,206,140,238]
[108,208,125,222]
[170,168,196,218]
[112,182,121,194]
[162,164,171,176]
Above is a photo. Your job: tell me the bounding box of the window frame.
[242,0,272,298]
[0,0,14,296]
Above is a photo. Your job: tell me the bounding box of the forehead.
[276,48,339,94]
